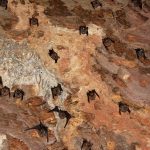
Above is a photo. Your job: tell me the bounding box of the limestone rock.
[0,0,149,149]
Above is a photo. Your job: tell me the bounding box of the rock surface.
[0,0,150,149]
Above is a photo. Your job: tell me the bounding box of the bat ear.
[39,119,42,124]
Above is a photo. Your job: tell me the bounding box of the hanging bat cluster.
[91,0,102,9]
[48,49,60,63]
[49,106,72,128]
[0,76,25,100]
[118,101,131,115]
[87,89,100,103]
[79,26,89,36]
[0,86,10,97]
[25,121,49,142]
[0,76,3,88]
[0,76,10,97]
[135,48,146,61]
[51,83,63,99]
[81,138,93,150]
[1,0,148,145]
[29,16,39,26]
[13,89,25,100]
[102,37,115,50]
[131,0,142,9]
[0,0,8,9]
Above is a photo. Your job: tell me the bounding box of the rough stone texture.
[0,0,150,149]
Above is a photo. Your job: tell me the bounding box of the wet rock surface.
[0,0,150,149]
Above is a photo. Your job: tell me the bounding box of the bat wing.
[87,93,90,103]
[95,91,100,98]
[64,112,71,128]
[24,124,39,131]
[46,129,49,142]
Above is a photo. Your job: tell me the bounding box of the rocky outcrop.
[0,0,150,149]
